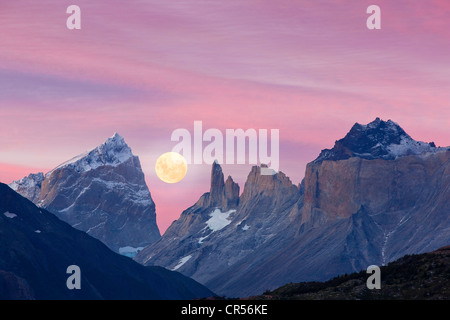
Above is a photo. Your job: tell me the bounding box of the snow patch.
[387,136,436,158]
[198,209,236,244]
[172,255,192,271]
[242,224,250,231]
[198,236,209,244]
[3,212,17,219]
[119,246,144,258]
[206,209,235,232]
[86,221,106,234]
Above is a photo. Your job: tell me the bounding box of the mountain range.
[7,118,450,298]
[135,118,450,297]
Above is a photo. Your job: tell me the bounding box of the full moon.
[155,152,188,183]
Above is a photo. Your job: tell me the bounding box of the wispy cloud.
[1,0,449,231]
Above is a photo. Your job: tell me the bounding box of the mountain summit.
[315,118,439,163]
[195,161,240,210]
[10,134,161,253]
[47,133,133,175]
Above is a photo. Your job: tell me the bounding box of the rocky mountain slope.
[136,161,302,295]
[136,163,299,283]
[136,118,450,297]
[0,183,213,300]
[9,133,160,253]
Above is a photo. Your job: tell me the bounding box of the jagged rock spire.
[208,161,239,210]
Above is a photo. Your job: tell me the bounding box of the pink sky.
[1,1,449,233]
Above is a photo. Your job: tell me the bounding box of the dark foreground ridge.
[250,246,450,300]
[0,183,213,300]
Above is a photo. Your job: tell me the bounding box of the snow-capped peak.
[46,133,134,176]
[8,172,44,203]
[315,118,444,163]
[9,172,44,191]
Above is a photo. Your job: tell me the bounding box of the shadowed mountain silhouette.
[0,183,213,300]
